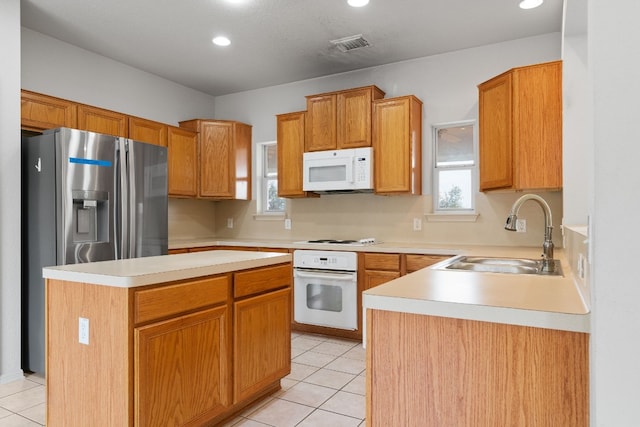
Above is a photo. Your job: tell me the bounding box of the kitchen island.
[43,250,292,427]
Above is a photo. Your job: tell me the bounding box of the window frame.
[256,140,286,216]
[432,120,478,214]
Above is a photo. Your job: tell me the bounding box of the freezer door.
[58,128,118,264]
[125,139,168,258]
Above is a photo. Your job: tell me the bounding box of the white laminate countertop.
[42,250,292,288]
[168,238,590,333]
[363,250,590,333]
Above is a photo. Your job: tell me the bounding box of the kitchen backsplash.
[169,191,563,248]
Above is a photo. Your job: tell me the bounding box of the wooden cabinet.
[276,111,318,198]
[478,60,562,191]
[20,90,77,131]
[305,85,385,151]
[372,95,423,195]
[128,116,167,147]
[135,306,230,426]
[167,125,198,197]
[77,104,128,137]
[366,310,589,426]
[233,264,291,402]
[405,254,448,273]
[362,253,401,290]
[180,119,252,200]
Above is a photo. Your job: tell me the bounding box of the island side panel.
[366,309,589,427]
[46,279,132,427]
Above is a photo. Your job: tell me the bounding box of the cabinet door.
[200,121,234,198]
[135,306,230,427]
[364,270,400,290]
[478,72,513,191]
[129,116,167,147]
[234,288,291,403]
[167,125,198,197]
[514,61,563,190]
[404,254,448,274]
[337,87,380,149]
[373,96,422,195]
[277,111,308,197]
[21,90,77,131]
[77,104,128,137]
[305,94,337,151]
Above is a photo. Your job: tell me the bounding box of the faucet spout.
[505,194,556,272]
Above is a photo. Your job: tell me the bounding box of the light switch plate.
[227,218,234,229]
[284,218,292,230]
[516,219,526,233]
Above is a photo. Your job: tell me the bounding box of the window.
[257,141,285,214]
[433,121,476,213]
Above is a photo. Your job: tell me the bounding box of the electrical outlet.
[79,317,89,345]
[227,218,234,229]
[413,217,422,231]
[516,219,526,233]
[577,253,586,279]
[284,218,292,230]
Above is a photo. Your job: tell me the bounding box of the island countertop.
[42,250,292,288]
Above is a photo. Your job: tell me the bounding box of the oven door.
[293,268,357,330]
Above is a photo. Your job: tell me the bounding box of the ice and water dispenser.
[72,190,109,243]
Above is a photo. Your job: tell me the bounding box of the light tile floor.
[0,332,365,426]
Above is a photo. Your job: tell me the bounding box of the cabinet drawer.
[405,254,448,273]
[135,275,229,324]
[364,253,401,271]
[234,264,291,299]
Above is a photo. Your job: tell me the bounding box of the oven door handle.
[294,270,356,281]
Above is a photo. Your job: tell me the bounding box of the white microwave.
[303,147,373,192]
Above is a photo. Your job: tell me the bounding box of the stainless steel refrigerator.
[22,127,168,373]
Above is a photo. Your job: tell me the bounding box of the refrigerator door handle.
[119,139,129,259]
[127,140,137,259]
[114,143,121,260]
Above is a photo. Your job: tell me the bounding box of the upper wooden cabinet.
[20,90,77,131]
[77,104,128,137]
[305,85,385,151]
[128,116,167,147]
[276,111,317,198]
[478,60,562,191]
[372,95,423,195]
[179,119,252,200]
[167,125,198,197]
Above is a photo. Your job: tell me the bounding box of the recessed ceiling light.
[519,0,543,9]
[212,36,231,47]
[348,0,369,7]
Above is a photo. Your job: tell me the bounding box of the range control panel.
[293,250,358,271]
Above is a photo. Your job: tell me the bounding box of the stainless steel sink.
[437,256,563,276]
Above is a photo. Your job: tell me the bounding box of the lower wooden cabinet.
[366,310,589,426]
[135,306,231,426]
[234,288,291,402]
[362,253,401,291]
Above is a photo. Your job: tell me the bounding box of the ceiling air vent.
[330,34,370,52]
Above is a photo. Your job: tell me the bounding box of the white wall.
[562,0,591,226]
[21,28,217,125]
[589,0,640,424]
[210,34,564,246]
[0,0,24,383]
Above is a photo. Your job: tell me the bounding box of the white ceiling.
[20,0,563,97]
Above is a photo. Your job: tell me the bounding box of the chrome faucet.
[505,194,556,273]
